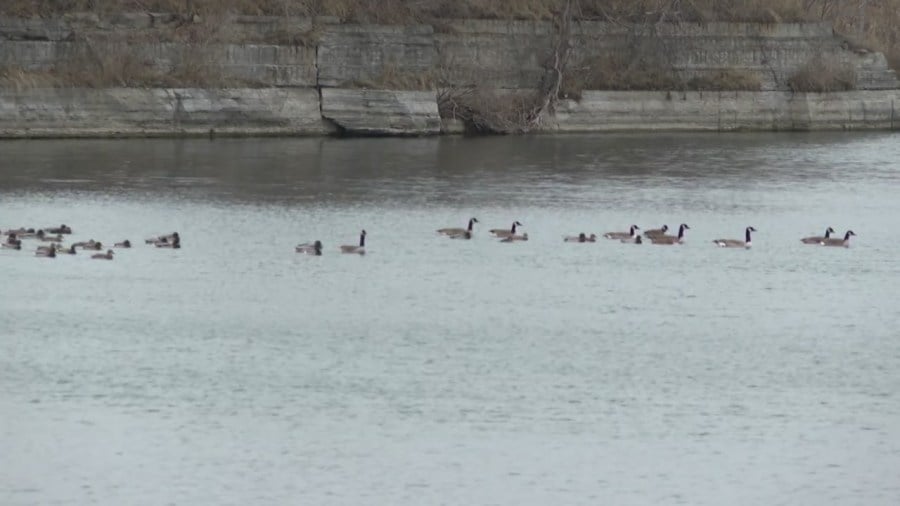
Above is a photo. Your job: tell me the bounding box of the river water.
[1,133,899,505]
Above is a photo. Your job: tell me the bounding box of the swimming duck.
[564,233,597,243]
[91,249,114,260]
[621,235,643,244]
[45,224,72,234]
[146,232,179,245]
[650,224,690,245]
[490,221,523,238]
[59,244,77,255]
[79,240,103,250]
[800,227,835,244]
[296,240,323,255]
[643,225,669,238]
[35,247,56,258]
[155,236,180,249]
[7,228,36,238]
[821,230,855,247]
[713,227,756,248]
[500,233,529,242]
[114,240,131,248]
[2,239,22,250]
[603,225,640,240]
[36,230,63,242]
[438,218,479,237]
[340,230,366,254]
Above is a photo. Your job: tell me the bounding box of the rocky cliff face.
[1,14,898,137]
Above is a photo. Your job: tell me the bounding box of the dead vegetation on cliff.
[788,55,857,92]
[0,42,255,89]
[2,1,895,68]
[2,0,897,133]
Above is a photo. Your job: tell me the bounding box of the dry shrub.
[356,65,435,90]
[788,55,856,92]
[686,69,762,91]
[438,87,539,133]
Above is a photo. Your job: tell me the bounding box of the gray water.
[1,133,899,505]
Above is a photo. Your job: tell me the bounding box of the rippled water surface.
[2,133,899,505]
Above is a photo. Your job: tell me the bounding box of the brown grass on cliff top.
[787,55,857,93]
[2,1,898,70]
[0,1,891,23]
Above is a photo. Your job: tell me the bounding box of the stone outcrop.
[0,88,328,137]
[0,14,898,137]
[1,87,895,137]
[321,89,441,135]
[551,90,900,132]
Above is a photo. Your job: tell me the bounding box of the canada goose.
[564,233,597,243]
[448,230,473,240]
[296,240,323,255]
[91,249,114,260]
[713,227,757,248]
[341,230,366,254]
[45,224,72,234]
[800,227,835,244]
[35,247,56,258]
[114,240,131,248]
[490,221,523,238]
[643,225,669,237]
[650,224,690,245]
[499,233,528,242]
[821,230,856,247]
[603,225,640,240]
[438,218,478,236]
[621,235,643,244]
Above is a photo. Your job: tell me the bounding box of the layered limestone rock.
[321,89,441,135]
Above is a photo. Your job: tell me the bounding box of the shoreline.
[0,88,897,139]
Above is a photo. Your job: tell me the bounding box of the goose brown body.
[651,224,690,245]
[821,230,855,247]
[499,233,528,242]
[603,225,640,240]
[643,225,669,238]
[490,221,523,238]
[714,227,756,248]
[340,230,367,254]
[801,227,835,244]
[438,218,479,237]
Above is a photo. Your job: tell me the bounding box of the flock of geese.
[294,219,858,255]
[2,225,181,259]
[3,221,857,259]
